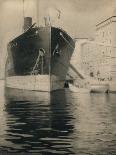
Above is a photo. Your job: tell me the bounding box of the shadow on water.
[0,84,116,155]
[0,88,74,154]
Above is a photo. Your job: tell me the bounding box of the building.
[81,41,111,81]
[80,9,116,91]
[96,14,116,82]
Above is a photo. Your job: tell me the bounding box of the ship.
[5,17,75,92]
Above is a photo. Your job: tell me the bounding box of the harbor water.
[0,80,116,155]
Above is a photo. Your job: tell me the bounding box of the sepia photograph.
[0,0,116,154]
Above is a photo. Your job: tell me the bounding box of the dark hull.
[5,26,75,91]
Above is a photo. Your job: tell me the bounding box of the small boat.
[90,84,109,93]
[69,83,90,93]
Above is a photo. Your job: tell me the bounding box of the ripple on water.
[0,87,116,154]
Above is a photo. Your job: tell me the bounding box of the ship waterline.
[5,75,64,91]
[5,26,75,91]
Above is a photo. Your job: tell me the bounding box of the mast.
[36,0,39,26]
[23,0,25,19]
[22,0,25,32]
[49,26,51,91]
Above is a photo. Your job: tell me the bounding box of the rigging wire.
[23,0,25,18]
[22,0,25,33]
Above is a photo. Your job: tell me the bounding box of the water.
[0,80,116,155]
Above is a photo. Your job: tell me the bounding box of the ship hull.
[5,26,75,91]
[6,75,64,91]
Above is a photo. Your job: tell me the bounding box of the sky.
[0,0,116,78]
[38,0,116,38]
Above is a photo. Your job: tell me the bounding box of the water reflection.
[5,87,50,103]
[1,87,74,154]
[5,87,51,152]
[0,81,116,155]
[0,81,9,149]
[70,93,116,155]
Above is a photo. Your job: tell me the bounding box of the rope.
[59,32,75,50]
[53,44,59,56]
[31,48,46,75]
[31,53,41,75]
